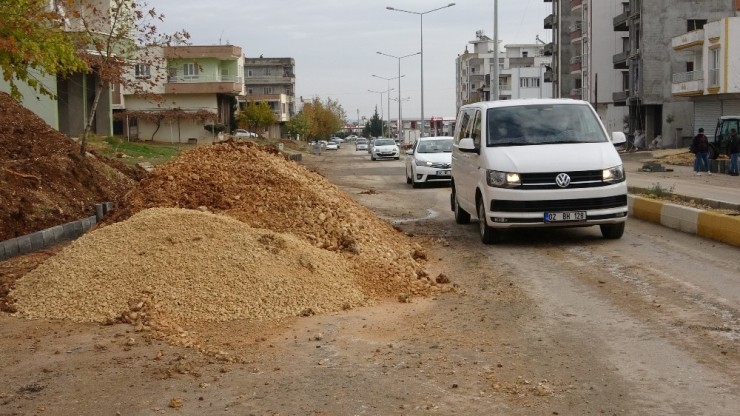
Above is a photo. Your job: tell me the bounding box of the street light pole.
[377,51,419,144]
[372,74,404,137]
[368,88,394,136]
[387,3,456,137]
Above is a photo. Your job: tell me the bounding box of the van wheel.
[451,188,470,224]
[600,223,625,239]
[477,199,504,244]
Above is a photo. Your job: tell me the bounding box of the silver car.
[370,138,400,160]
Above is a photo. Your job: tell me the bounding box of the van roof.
[460,98,589,110]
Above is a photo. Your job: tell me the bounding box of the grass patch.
[89,136,190,166]
[641,183,675,198]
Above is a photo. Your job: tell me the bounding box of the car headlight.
[602,165,625,183]
[415,159,433,167]
[486,170,521,188]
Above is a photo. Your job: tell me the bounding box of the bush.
[204,123,226,133]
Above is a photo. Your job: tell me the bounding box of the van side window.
[456,110,471,143]
[471,110,482,148]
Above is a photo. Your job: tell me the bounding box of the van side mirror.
[458,137,477,152]
[611,132,627,145]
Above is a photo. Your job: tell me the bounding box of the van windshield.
[486,104,608,147]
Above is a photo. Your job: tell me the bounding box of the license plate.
[436,170,451,176]
[544,211,586,222]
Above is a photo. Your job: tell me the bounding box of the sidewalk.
[621,149,740,247]
[623,149,740,206]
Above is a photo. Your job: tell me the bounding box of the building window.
[247,88,253,95]
[247,69,253,77]
[519,77,540,88]
[264,87,273,94]
[522,51,528,58]
[264,68,271,76]
[134,64,150,78]
[183,63,199,79]
[709,48,720,86]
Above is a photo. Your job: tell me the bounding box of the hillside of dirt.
[0,92,142,240]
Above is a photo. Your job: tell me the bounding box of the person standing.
[691,128,710,176]
[727,128,739,176]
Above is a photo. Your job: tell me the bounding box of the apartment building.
[116,45,244,142]
[455,31,552,113]
[543,0,627,134]
[672,14,740,138]
[243,57,296,138]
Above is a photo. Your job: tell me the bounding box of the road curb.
[628,195,740,247]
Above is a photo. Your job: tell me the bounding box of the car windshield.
[357,139,367,144]
[374,139,395,146]
[416,138,453,153]
[486,104,608,147]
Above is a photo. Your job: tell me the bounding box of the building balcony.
[544,14,554,30]
[164,45,242,60]
[671,29,704,51]
[509,57,535,68]
[612,90,628,103]
[613,10,629,31]
[612,51,629,69]
[544,43,554,56]
[543,0,551,2]
[165,74,243,95]
[571,0,583,10]
[570,56,582,73]
[245,75,295,85]
[672,71,704,96]
[544,70,554,83]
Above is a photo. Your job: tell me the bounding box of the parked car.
[233,129,257,138]
[355,138,368,151]
[325,141,338,150]
[450,98,627,244]
[405,136,453,188]
[370,138,400,160]
[329,138,341,149]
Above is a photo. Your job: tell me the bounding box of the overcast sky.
[155,0,551,122]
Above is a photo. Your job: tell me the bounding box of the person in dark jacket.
[691,128,710,176]
[727,128,739,176]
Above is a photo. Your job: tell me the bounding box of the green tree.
[285,111,311,140]
[236,101,275,137]
[368,107,382,137]
[0,0,87,99]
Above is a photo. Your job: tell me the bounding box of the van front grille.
[490,195,627,213]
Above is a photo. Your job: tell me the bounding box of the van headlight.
[602,165,625,183]
[486,170,521,188]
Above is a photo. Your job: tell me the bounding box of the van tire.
[477,199,504,244]
[600,222,625,239]
[451,188,470,224]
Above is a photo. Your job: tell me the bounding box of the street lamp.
[377,51,420,144]
[372,74,404,136]
[387,3,456,137]
[368,88,394,137]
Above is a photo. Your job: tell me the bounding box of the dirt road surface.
[1,146,739,415]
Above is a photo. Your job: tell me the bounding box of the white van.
[450,99,628,244]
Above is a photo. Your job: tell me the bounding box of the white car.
[355,138,369,151]
[325,141,338,150]
[233,129,257,138]
[370,138,400,160]
[405,136,453,188]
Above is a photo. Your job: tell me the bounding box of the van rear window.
[486,104,608,147]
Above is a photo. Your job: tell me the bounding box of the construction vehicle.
[710,116,740,159]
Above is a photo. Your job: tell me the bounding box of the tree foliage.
[0,0,87,99]
[368,107,383,137]
[300,97,346,140]
[285,111,311,140]
[236,101,275,136]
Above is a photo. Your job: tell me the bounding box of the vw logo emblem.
[555,173,571,188]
